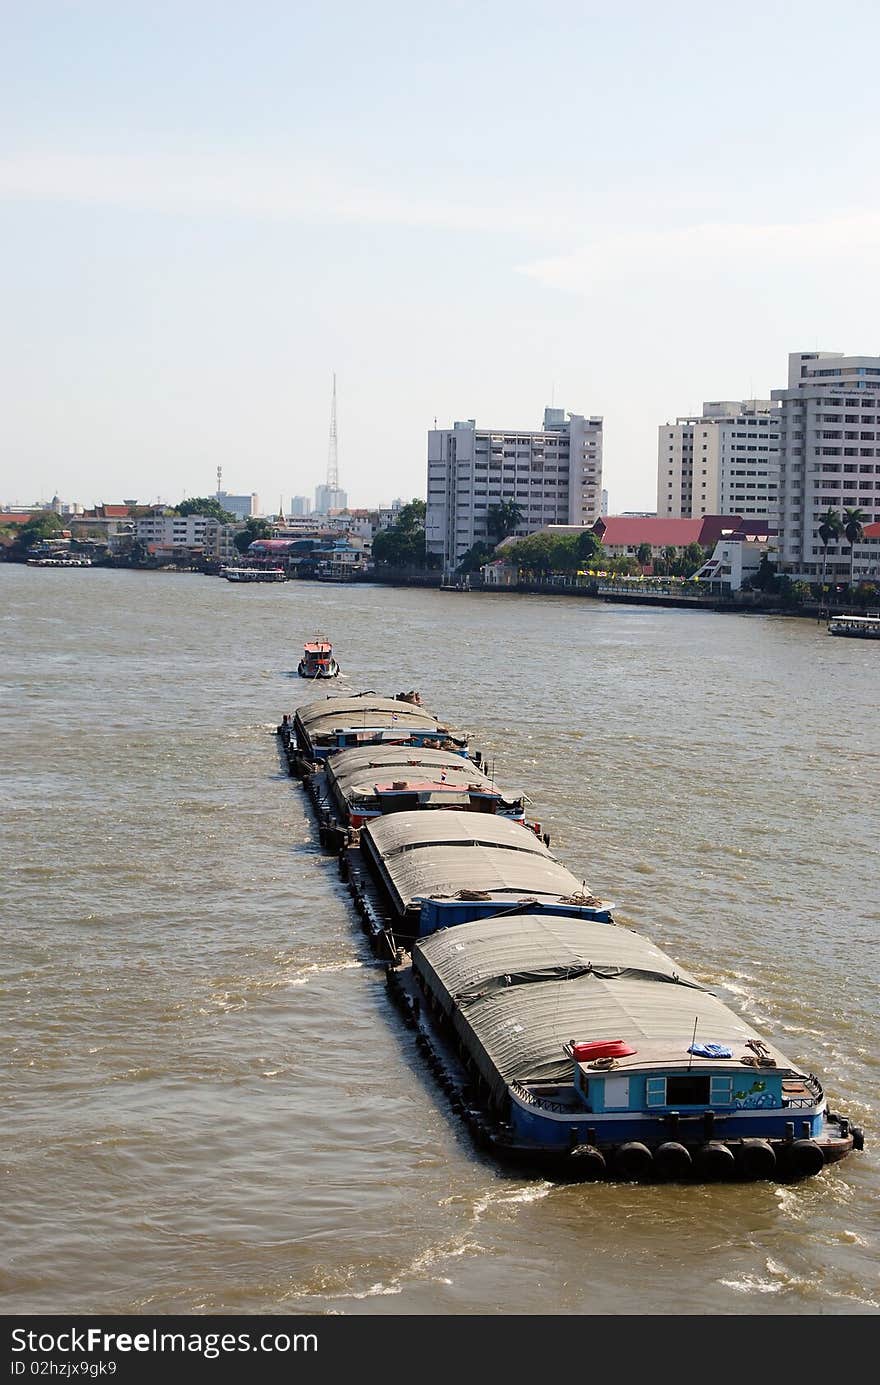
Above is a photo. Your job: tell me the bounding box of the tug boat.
[297,637,340,679]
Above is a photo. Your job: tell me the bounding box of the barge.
[405,915,859,1181]
[276,693,864,1182]
[279,693,469,777]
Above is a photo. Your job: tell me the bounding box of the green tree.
[656,545,677,576]
[10,512,63,559]
[371,499,430,568]
[486,500,523,543]
[456,540,493,574]
[681,541,707,574]
[750,554,778,592]
[636,542,653,568]
[575,528,603,569]
[234,517,273,554]
[176,497,236,522]
[842,506,867,588]
[817,507,843,598]
[511,532,554,576]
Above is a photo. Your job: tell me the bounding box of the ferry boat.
[27,556,92,567]
[828,613,880,639]
[223,566,285,582]
[297,637,340,680]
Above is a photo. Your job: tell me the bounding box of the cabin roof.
[414,915,795,1100]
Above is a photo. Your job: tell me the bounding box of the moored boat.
[223,565,285,582]
[297,636,340,679]
[828,613,880,638]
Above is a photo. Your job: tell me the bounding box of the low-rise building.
[203,520,247,565]
[135,510,209,551]
[691,533,772,591]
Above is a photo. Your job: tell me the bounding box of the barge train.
[276,693,864,1182]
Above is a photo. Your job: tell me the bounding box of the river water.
[2,566,878,1316]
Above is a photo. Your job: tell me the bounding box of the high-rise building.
[314,484,348,514]
[426,407,603,571]
[658,401,780,522]
[772,351,880,579]
[291,495,312,516]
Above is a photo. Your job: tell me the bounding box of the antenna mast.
[327,372,339,491]
[216,465,222,499]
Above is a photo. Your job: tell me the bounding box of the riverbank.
[6,557,874,621]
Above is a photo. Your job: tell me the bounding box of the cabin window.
[602,1076,630,1110]
[666,1075,711,1106]
[710,1076,735,1104]
[646,1078,666,1107]
[646,1075,715,1107]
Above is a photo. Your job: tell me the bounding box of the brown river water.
[2,566,878,1316]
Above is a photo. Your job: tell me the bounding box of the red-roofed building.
[592,514,768,557]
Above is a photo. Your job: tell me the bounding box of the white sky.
[2,0,880,513]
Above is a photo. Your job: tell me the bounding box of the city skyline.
[2,2,880,511]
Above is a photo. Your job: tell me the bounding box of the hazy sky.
[2,0,880,513]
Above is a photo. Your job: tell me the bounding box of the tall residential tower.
[772,351,880,579]
[658,400,780,522]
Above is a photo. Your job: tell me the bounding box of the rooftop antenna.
[327,371,339,492]
[216,465,222,499]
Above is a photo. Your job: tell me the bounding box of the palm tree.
[487,500,524,544]
[636,542,653,569]
[817,507,842,608]
[842,506,867,590]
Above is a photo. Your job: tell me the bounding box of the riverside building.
[426,407,603,572]
[658,400,780,522]
[773,351,880,581]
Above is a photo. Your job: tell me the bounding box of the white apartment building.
[426,407,603,571]
[658,400,780,521]
[772,351,880,580]
[135,512,210,549]
[291,495,312,516]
